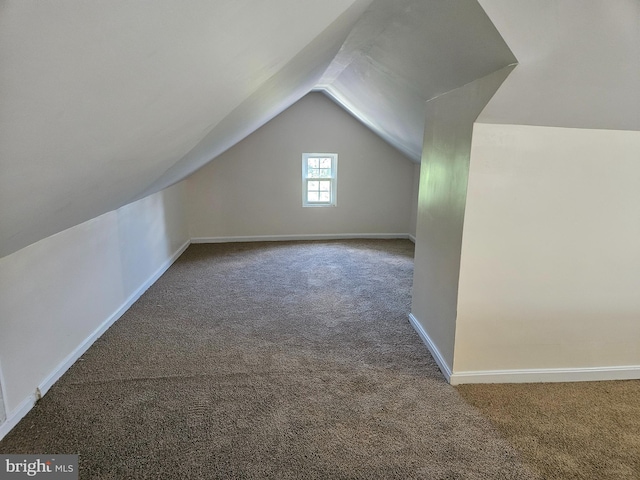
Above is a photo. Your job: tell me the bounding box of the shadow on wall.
[116,186,188,296]
[0,364,5,423]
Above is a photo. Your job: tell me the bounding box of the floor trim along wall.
[192,233,413,244]
[0,392,36,441]
[0,361,7,424]
[0,239,191,442]
[407,314,452,383]
[450,365,640,385]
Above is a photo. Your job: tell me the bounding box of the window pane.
[319,158,332,168]
[303,153,336,207]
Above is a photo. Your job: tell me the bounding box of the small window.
[302,153,337,207]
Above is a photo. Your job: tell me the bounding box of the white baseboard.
[0,239,191,441]
[408,313,452,382]
[407,316,640,385]
[450,365,640,385]
[0,394,37,441]
[408,234,416,243]
[191,233,412,244]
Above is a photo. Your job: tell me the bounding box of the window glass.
[302,154,337,207]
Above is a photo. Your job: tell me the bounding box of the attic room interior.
[1,0,639,478]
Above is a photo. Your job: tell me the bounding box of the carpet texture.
[0,240,538,479]
[458,381,640,480]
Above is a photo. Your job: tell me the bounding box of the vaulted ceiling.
[0,0,516,257]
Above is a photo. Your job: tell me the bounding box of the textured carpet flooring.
[0,240,538,479]
[458,381,640,480]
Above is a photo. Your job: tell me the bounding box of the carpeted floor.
[0,240,539,479]
[458,381,640,480]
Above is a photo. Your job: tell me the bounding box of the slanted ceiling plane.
[0,0,515,258]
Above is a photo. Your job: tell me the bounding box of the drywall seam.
[408,314,452,382]
[450,366,640,385]
[191,234,412,244]
[0,239,191,442]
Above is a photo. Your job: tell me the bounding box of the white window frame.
[302,153,337,207]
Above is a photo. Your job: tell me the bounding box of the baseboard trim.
[408,313,452,382]
[0,239,191,441]
[408,234,416,244]
[191,233,412,244]
[0,394,36,441]
[450,365,640,385]
[0,362,9,430]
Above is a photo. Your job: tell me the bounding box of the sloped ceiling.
[0,0,515,258]
[477,0,640,131]
[317,0,516,160]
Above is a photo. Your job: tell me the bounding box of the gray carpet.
[0,240,538,479]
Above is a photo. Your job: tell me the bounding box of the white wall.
[409,163,420,239]
[0,182,189,438]
[0,371,5,423]
[436,1,640,384]
[187,92,416,239]
[453,124,640,378]
[410,67,513,375]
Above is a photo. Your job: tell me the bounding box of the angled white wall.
[444,0,640,383]
[409,67,514,375]
[0,182,189,439]
[186,93,417,240]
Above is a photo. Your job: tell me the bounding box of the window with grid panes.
[302,153,337,207]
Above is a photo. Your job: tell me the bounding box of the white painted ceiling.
[317,0,516,160]
[477,0,640,131]
[0,0,515,257]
